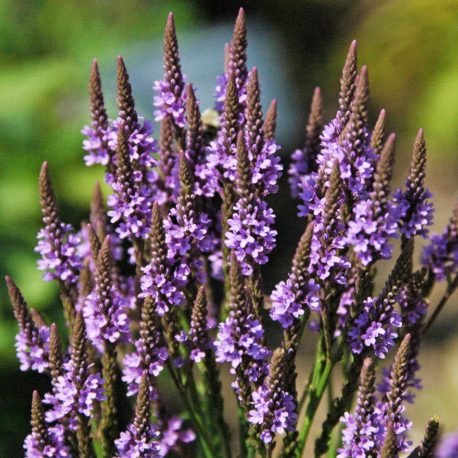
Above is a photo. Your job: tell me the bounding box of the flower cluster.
[8,9,457,458]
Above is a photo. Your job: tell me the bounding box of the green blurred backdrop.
[0,0,456,455]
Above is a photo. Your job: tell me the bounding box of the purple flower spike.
[36,162,83,284]
[24,392,70,458]
[140,203,186,314]
[248,349,298,444]
[270,223,320,328]
[421,202,458,282]
[122,295,168,397]
[225,131,277,276]
[289,87,323,198]
[82,235,131,353]
[115,374,160,457]
[348,241,413,358]
[154,13,186,131]
[43,313,105,435]
[392,129,434,240]
[338,358,384,457]
[107,123,156,241]
[7,277,51,373]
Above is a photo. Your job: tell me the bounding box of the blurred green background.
[0,0,456,455]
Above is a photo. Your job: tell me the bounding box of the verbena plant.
[7,8,457,458]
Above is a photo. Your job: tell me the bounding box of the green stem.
[299,333,326,415]
[422,274,457,335]
[296,359,334,457]
[166,362,215,457]
[326,423,343,458]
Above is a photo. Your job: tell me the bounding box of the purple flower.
[36,223,83,284]
[215,315,270,376]
[437,432,458,458]
[391,129,434,240]
[24,424,70,458]
[348,297,402,359]
[106,120,158,241]
[122,339,168,397]
[82,289,130,353]
[270,277,320,328]
[250,139,283,196]
[15,325,50,373]
[249,384,297,444]
[115,423,160,458]
[158,416,196,457]
[153,79,186,128]
[43,360,105,430]
[345,198,399,266]
[421,215,458,282]
[225,197,277,276]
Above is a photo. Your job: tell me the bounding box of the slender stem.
[299,333,326,415]
[166,361,215,457]
[327,423,343,458]
[296,359,334,457]
[422,274,457,335]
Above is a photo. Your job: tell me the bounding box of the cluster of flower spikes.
[270,221,320,328]
[199,9,282,279]
[83,57,159,245]
[11,7,458,457]
[339,335,415,457]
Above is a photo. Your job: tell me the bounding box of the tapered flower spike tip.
[234,8,246,43]
[164,12,182,78]
[304,86,323,171]
[409,128,426,181]
[310,87,323,124]
[339,40,358,118]
[412,415,440,458]
[354,65,369,125]
[264,98,277,141]
[229,7,247,84]
[374,133,396,201]
[116,122,134,191]
[186,82,204,163]
[97,235,112,272]
[30,308,47,329]
[164,13,177,55]
[178,150,194,192]
[31,390,47,442]
[134,372,151,435]
[246,66,264,157]
[371,108,386,155]
[49,323,63,380]
[39,161,59,221]
[223,72,240,144]
[89,59,107,128]
[6,276,30,331]
[116,56,137,128]
[291,221,314,277]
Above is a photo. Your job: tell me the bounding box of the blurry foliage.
[338,0,458,157]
